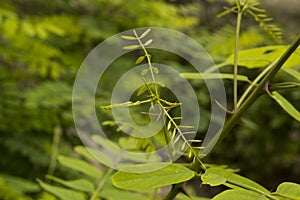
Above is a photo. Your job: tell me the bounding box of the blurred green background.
[0,0,299,199]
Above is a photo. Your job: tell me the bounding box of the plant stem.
[217,34,300,144]
[47,126,62,176]
[90,168,114,200]
[233,11,243,112]
[134,30,159,97]
[164,33,300,200]
[163,183,183,200]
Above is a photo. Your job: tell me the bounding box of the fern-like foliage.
[100,29,206,169]
[218,0,282,41]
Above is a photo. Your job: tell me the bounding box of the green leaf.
[139,29,151,39]
[123,45,140,50]
[275,182,300,199]
[112,163,194,190]
[136,85,148,96]
[201,173,226,186]
[0,173,40,193]
[74,146,98,162]
[141,69,148,76]
[135,56,145,64]
[58,156,102,178]
[101,180,147,200]
[46,175,94,192]
[144,39,153,46]
[226,45,300,68]
[37,179,86,200]
[201,168,269,193]
[121,35,137,40]
[212,189,269,200]
[283,67,300,81]
[153,67,159,74]
[181,73,251,83]
[270,91,300,122]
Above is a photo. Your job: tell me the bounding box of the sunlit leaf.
[226,46,300,68]
[136,85,148,96]
[37,179,86,200]
[123,45,140,50]
[270,91,300,122]
[46,175,94,192]
[201,168,269,193]
[201,173,226,186]
[274,182,300,199]
[121,35,137,40]
[139,29,151,39]
[144,39,153,46]
[112,163,194,190]
[212,189,269,200]
[58,156,102,178]
[101,180,147,200]
[135,56,145,64]
[181,73,251,83]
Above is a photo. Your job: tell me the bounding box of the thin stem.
[89,168,114,200]
[161,106,206,171]
[47,126,62,176]
[101,98,153,109]
[216,34,300,146]
[134,30,159,97]
[233,9,243,112]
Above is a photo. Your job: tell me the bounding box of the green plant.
[37,0,300,200]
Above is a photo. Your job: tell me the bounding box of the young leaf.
[274,182,300,199]
[212,189,269,200]
[180,73,251,83]
[37,179,86,200]
[167,121,172,130]
[141,69,148,76]
[121,35,137,40]
[153,67,159,74]
[135,56,145,64]
[201,173,226,186]
[270,91,300,122]
[112,163,194,190]
[46,175,95,192]
[139,29,151,39]
[201,168,269,193]
[123,45,140,50]
[58,156,102,178]
[136,85,148,96]
[144,39,153,46]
